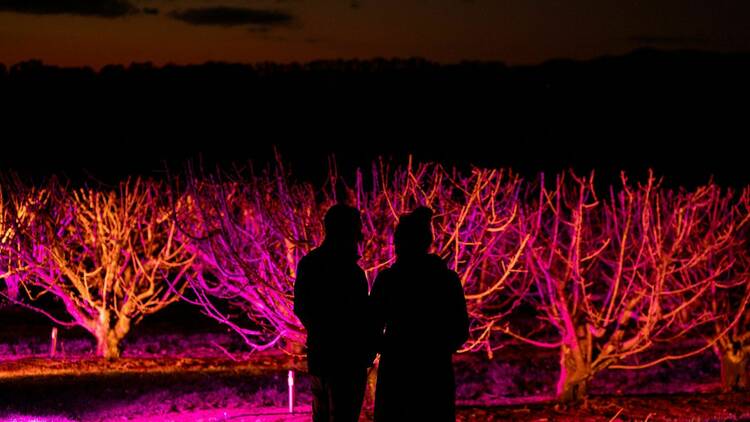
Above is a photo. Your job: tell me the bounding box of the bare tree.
[179,159,749,400]
[502,172,742,402]
[1,183,19,302]
[699,187,750,391]
[1,180,51,305]
[612,181,750,391]
[1,183,15,301]
[182,158,530,357]
[358,159,532,357]
[179,163,331,353]
[6,178,193,358]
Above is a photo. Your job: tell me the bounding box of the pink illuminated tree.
[356,159,532,357]
[1,184,19,301]
[503,172,745,402]
[177,158,750,399]
[613,182,750,391]
[6,178,194,358]
[1,181,51,304]
[695,186,750,391]
[712,257,750,390]
[182,158,530,357]
[1,184,16,300]
[179,163,332,353]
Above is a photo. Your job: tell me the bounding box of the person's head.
[323,203,363,248]
[394,206,434,257]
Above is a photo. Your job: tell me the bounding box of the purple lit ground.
[1,307,749,421]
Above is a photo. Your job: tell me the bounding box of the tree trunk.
[284,338,305,355]
[364,363,378,411]
[720,345,748,391]
[93,310,124,359]
[95,329,121,359]
[556,343,589,403]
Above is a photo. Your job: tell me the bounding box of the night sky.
[1,0,750,68]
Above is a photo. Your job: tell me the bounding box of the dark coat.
[371,253,469,422]
[293,242,374,376]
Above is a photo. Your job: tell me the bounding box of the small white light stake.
[288,369,295,414]
[50,327,58,358]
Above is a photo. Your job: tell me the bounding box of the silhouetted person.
[371,207,469,421]
[294,204,374,422]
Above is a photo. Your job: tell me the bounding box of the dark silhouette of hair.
[324,203,363,242]
[394,206,434,256]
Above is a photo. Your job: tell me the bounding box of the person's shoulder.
[375,266,394,279]
[299,247,325,267]
[426,254,461,282]
[307,246,326,258]
[373,266,395,285]
[425,254,450,271]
